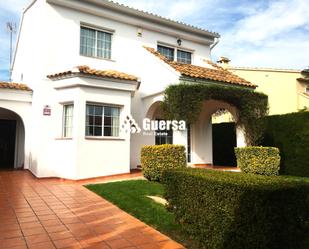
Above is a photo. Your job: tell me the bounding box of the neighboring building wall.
[229,68,307,115]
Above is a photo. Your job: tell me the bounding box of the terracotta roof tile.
[0,82,32,91]
[47,66,138,81]
[144,47,256,88]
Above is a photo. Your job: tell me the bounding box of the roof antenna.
[6,22,16,82]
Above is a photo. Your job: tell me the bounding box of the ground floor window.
[86,104,120,137]
[63,104,73,138]
[155,120,173,145]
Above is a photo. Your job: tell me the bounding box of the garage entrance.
[0,120,16,169]
[0,108,25,170]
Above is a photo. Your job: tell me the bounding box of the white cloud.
[213,0,309,69]
[115,0,206,21]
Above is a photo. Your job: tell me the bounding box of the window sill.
[55,137,73,140]
[85,136,125,141]
[80,54,116,62]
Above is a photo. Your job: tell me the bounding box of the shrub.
[234,146,280,176]
[261,112,309,177]
[162,168,309,249]
[162,83,268,145]
[141,144,186,181]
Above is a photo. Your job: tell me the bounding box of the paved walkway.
[0,170,184,249]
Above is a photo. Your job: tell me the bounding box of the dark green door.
[0,120,16,169]
[212,122,237,166]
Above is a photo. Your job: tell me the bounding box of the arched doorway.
[0,107,25,169]
[211,108,237,166]
[190,100,240,167]
[146,101,173,145]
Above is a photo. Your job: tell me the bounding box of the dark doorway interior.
[0,119,16,169]
[212,122,237,166]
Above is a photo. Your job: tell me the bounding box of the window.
[157,45,174,61]
[86,104,120,137]
[157,44,192,64]
[177,50,192,64]
[155,120,173,145]
[80,26,112,59]
[306,86,309,94]
[63,104,73,138]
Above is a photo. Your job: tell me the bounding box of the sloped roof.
[144,47,256,88]
[47,66,138,81]
[0,82,32,91]
[46,0,219,39]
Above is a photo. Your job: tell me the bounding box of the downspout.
[210,37,220,50]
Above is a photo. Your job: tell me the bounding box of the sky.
[0,0,308,81]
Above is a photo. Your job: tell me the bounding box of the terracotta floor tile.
[0,170,185,249]
[41,218,63,227]
[27,241,56,249]
[38,214,59,221]
[45,225,68,233]
[106,238,134,249]
[126,235,155,246]
[53,237,81,248]
[15,211,35,218]
[0,229,23,239]
[49,231,74,241]
[19,221,42,229]
[0,237,26,248]
[17,216,39,223]
[80,241,111,249]
[21,227,47,236]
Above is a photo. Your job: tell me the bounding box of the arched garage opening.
[0,107,25,169]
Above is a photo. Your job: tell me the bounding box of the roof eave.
[179,76,257,89]
[46,0,220,39]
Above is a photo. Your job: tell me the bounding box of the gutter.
[11,0,38,75]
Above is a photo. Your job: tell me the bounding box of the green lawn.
[86,180,198,249]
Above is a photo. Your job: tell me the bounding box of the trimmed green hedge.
[163,83,268,145]
[261,112,309,177]
[141,144,186,181]
[235,146,280,176]
[163,168,309,249]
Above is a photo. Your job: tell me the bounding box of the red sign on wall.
[43,105,51,116]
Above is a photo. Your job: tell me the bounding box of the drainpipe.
[210,37,220,51]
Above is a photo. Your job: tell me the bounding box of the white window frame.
[80,24,114,60]
[85,103,121,138]
[62,104,74,138]
[157,42,194,64]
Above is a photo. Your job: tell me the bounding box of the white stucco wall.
[11,0,217,179]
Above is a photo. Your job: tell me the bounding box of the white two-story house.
[0,0,255,179]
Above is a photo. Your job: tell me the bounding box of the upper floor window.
[157,45,174,61]
[86,104,120,137]
[80,26,112,59]
[177,50,192,64]
[157,44,192,64]
[63,104,73,138]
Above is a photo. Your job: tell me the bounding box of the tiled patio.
[0,170,184,249]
